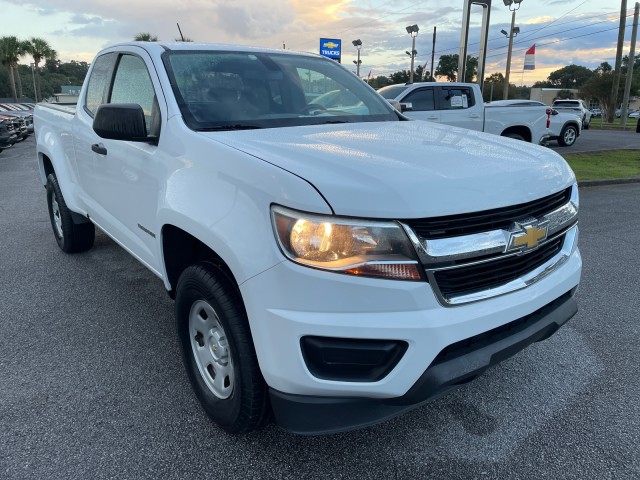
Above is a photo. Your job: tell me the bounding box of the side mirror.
[400,102,413,112]
[93,103,153,142]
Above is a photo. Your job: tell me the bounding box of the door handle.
[469,113,481,118]
[91,143,107,155]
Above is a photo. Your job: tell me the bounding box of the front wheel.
[46,174,95,253]
[176,262,270,433]
[558,125,578,147]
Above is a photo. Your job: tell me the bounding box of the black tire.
[558,124,578,147]
[504,132,526,141]
[583,116,590,130]
[176,262,270,434]
[46,174,95,253]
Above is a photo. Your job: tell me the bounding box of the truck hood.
[203,121,575,218]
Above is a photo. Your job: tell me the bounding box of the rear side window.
[84,53,117,116]
[437,87,475,110]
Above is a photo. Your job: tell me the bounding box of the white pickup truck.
[35,42,581,435]
[378,82,555,144]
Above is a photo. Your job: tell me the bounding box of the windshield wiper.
[196,125,263,131]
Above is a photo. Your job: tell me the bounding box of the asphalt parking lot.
[549,126,640,153]
[1,136,639,479]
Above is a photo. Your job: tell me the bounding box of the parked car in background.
[629,110,640,118]
[0,105,33,136]
[0,114,19,152]
[589,108,601,118]
[551,99,591,129]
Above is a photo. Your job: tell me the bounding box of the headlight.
[271,205,423,281]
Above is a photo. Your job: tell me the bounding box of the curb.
[578,177,640,187]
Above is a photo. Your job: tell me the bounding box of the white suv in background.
[551,99,591,129]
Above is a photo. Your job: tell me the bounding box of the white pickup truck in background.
[488,99,582,147]
[378,82,555,144]
[34,43,581,435]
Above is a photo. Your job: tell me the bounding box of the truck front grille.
[403,187,571,240]
[432,235,564,299]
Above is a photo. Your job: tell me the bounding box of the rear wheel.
[176,262,270,433]
[504,132,526,141]
[46,174,95,253]
[583,116,590,130]
[558,125,578,147]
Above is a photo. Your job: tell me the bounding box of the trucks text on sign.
[319,38,341,62]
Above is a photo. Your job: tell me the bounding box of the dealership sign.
[319,38,341,62]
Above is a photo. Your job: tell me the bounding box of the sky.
[1,0,629,85]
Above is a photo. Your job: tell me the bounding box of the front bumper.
[269,290,577,434]
[240,238,581,433]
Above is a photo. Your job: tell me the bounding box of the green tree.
[134,33,158,41]
[555,89,575,100]
[26,37,57,102]
[547,64,594,89]
[595,62,612,74]
[0,36,28,102]
[580,72,620,119]
[483,72,505,101]
[435,54,477,82]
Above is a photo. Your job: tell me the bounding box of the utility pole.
[430,27,436,81]
[622,3,639,128]
[503,9,517,99]
[609,0,628,122]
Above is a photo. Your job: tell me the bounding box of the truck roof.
[104,41,319,58]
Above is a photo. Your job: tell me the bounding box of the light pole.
[30,63,38,103]
[502,0,523,99]
[406,24,419,83]
[352,39,362,77]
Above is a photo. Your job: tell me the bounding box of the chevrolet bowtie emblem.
[509,220,549,252]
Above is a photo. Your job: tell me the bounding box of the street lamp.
[502,0,523,99]
[30,63,38,103]
[406,24,419,83]
[352,39,362,77]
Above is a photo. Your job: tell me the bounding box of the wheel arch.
[500,126,532,142]
[161,224,240,298]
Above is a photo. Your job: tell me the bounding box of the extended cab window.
[402,88,435,111]
[110,54,159,135]
[84,53,117,116]
[438,87,475,110]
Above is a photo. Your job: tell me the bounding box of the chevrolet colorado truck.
[378,82,553,145]
[34,42,581,435]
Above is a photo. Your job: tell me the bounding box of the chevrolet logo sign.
[323,41,339,49]
[508,220,549,252]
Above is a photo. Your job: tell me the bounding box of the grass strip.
[562,150,640,181]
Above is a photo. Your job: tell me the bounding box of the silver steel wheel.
[51,194,64,239]
[189,300,234,399]
[563,127,576,146]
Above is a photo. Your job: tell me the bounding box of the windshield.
[162,50,399,131]
[377,84,411,100]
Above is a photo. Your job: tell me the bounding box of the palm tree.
[134,33,158,41]
[26,37,57,102]
[0,36,28,102]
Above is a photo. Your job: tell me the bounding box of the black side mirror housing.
[93,103,153,142]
